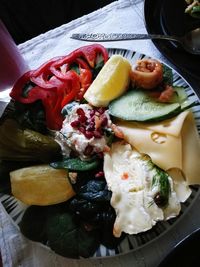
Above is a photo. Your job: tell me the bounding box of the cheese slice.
[167,168,192,202]
[117,121,182,170]
[117,111,200,185]
[181,112,200,185]
[137,111,189,137]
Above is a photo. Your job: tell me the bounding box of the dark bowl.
[158,228,200,267]
[144,0,200,98]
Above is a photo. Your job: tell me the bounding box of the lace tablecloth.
[0,1,200,266]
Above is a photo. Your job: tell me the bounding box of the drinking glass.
[0,19,28,92]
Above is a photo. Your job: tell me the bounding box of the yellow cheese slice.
[117,111,200,185]
[181,112,200,185]
[167,168,192,202]
[117,121,182,171]
[137,111,189,137]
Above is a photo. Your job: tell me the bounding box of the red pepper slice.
[76,44,109,68]
[30,70,66,89]
[75,58,91,70]
[43,89,64,130]
[9,45,109,130]
[76,68,93,100]
[50,44,108,79]
[31,56,64,77]
[61,71,81,107]
[10,70,34,102]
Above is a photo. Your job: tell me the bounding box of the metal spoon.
[71,28,200,55]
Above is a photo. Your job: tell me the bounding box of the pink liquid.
[0,20,28,91]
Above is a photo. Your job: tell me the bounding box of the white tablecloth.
[1,0,200,266]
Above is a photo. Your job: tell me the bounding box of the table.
[0,1,200,266]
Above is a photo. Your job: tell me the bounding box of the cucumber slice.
[109,90,181,122]
[173,87,199,111]
[172,86,188,103]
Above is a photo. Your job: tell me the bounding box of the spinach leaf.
[92,58,104,79]
[46,211,100,258]
[79,180,111,202]
[70,63,80,75]
[19,206,48,243]
[162,64,173,85]
[50,158,100,171]
[13,101,47,134]
[1,100,47,134]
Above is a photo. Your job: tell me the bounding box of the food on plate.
[130,59,163,89]
[109,90,181,122]
[185,0,200,18]
[55,102,113,159]
[117,110,200,185]
[9,44,108,130]
[0,44,199,258]
[84,55,131,107]
[109,86,195,122]
[10,164,75,205]
[0,119,60,162]
[103,142,190,237]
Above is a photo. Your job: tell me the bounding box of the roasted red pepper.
[10,70,35,103]
[76,68,93,100]
[50,44,108,79]
[9,45,109,130]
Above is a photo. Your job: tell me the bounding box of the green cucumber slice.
[173,87,199,111]
[109,90,181,122]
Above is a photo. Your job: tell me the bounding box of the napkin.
[1,1,199,267]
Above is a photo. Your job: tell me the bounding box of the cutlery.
[71,28,200,55]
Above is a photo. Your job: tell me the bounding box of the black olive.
[153,192,168,208]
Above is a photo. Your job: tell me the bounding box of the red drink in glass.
[0,20,28,91]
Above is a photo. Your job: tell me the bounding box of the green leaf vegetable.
[20,204,100,259]
[19,206,48,243]
[50,157,100,171]
[46,211,100,258]
[151,167,171,208]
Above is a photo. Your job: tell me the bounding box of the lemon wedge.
[84,55,131,107]
[10,165,75,206]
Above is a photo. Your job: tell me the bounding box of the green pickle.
[0,119,60,162]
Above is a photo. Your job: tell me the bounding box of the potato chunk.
[10,165,75,205]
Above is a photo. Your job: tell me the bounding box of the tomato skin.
[158,85,174,103]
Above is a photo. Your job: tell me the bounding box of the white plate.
[0,48,200,258]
